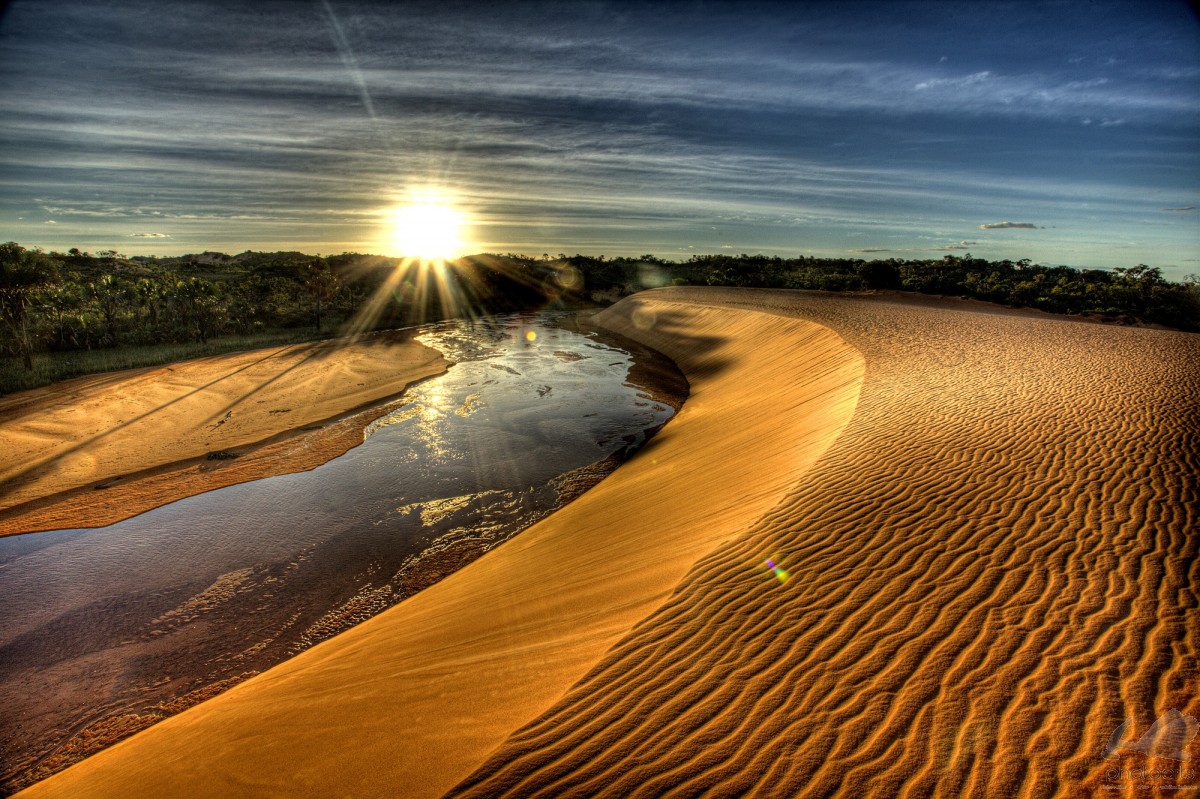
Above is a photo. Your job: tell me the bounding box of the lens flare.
[554,265,583,290]
[631,307,657,331]
[764,558,790,584]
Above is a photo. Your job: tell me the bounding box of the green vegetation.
[498,251,1199,332]
[2,243,1196,394]
[0,246,563,393]
[680,253,1200,331]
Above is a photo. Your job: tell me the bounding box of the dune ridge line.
[16,295,865,798]
[448,287,1200,799]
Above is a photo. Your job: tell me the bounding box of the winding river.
[0,312,685,793]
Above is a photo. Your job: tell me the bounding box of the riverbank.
[15,291,866,798]
[0,332,448,535]
[0,314,689,795]
[18,288,1199,799]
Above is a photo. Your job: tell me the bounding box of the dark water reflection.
[0,313,682,792]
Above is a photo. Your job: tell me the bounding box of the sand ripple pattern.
[451,288,1199,799]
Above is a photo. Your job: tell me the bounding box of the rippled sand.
[18,288,1198,798]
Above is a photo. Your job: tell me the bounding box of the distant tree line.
[0,245,566,371]
[675,252,1199,331]
[506,250,1199,331]
[2,243,1197,375]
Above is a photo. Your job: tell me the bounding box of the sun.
[387,194,468,261]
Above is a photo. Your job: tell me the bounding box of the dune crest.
[17,296,864,798]
[450,287,1199,799]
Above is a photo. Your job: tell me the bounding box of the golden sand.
[0,333,448,534]
[16,288,1199,798]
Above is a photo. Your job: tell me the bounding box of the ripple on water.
[0,312,685,794]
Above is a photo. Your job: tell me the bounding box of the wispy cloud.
[128,232,171,238]
[41,203,287,222]
[914,71,992,91]
[1161,206,1195,212]
[1,0,1196,274]
[979,222,1040,230]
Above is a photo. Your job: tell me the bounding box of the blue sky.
[1,0,1197,276]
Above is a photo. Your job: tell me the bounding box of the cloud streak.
[979,222,1041,230]
[0,0,1196,275]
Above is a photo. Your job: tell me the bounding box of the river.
[0,312,685,793]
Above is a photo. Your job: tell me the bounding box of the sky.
[1,0,1198,277]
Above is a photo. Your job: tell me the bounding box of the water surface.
[0,313,683,792]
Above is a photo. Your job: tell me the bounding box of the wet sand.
[16,288,1200,799]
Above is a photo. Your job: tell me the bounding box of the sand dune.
[17,288,1199,798]
[0,333,447,534]
[15,293,864,798]
[451,288,1199,798]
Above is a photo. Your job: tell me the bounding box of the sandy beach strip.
[17,288,1199,799]
[0,333,448,535]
